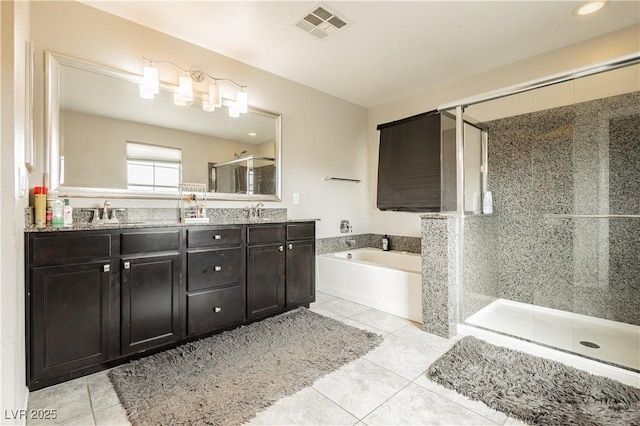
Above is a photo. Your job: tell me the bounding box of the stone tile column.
[421,214,460,338]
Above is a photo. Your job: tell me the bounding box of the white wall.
[1,0,30,422]
[30,1,369,239]
[368,24,640,238]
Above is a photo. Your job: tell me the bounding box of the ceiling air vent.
[295,4,347,40]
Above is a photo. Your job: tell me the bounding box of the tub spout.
[344,239,356,248]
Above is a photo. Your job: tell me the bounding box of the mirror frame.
[46,51,282,201]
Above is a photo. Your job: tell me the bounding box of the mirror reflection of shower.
[209,155,276,195]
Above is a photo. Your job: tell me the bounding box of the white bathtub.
[316,248,422,323]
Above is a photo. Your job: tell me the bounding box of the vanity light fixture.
[139,60,159,99]
[138,57,248,116]
[573,1,608,16]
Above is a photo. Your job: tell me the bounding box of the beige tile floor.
[27,292,526,426]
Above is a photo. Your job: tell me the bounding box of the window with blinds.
[126,141,182,192]
[376,110,445,212]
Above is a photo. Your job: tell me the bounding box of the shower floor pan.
[465,298,640,371]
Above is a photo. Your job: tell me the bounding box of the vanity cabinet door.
[120,253,180,354]
[285,222,316,307]
[246,243,285,320]
[286,239,316,307]
[30,261,111,387]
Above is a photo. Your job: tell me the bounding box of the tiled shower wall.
[465,91,640,326]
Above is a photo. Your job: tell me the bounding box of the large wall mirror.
[46,51,282,200]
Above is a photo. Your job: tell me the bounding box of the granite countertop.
[25,218,320,232]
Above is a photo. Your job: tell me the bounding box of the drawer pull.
[278,245,284,252]
[213,306,222,313]
[103,264,110,272]
[123,261,130,270]
[288,243,293,250]
[213,234,222,240]
[214,266,222,272]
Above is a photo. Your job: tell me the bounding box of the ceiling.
[83,1,640,108]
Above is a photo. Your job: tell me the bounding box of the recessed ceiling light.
[248,132,257,136]
[573,1,608,16]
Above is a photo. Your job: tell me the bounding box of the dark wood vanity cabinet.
[285,223,316,307]
[246,222,316,320]
[185,226,245,336]
[25,221,315,390]
[120,229,181,354]
[26,231,113,389]
[246,224,286,320]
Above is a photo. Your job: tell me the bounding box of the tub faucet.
[345,239,356,248]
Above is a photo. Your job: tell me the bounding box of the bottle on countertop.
[382,234,391,251]
[63,198,73,228]
[34,186,48,228]
[50,192,64,228]
[46,192,54,225]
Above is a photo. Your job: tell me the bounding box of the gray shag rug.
[109,307,382,425]
[428,336,640,426]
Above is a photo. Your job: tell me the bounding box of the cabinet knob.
[123,261,130,270]
[213,306,222,313]
[214,266,222,272]
[103,264,110,272]
[213,234,222,240]
[288,243,293,250]
[278,245,284,252]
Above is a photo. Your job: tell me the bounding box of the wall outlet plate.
[293,193,300,204]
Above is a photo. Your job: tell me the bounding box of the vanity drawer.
[30,233,112,263]
[187,227,242,248]
[286,223,315,241]
[187,248,242,291]
[186,286,244,335]
[120,230,180,255]
[246,225,285,245]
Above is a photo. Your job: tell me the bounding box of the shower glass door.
[460,62,640,371]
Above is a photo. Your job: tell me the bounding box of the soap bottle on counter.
[382,234,391,251]
[50,192,64,228]
[63,198,73,227]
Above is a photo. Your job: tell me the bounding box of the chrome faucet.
[245,202,265,219]
[102,200,111,220]
[345,239,356,248]
[254,202,264,218]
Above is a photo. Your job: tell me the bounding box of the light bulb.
[174,74,193,105]
[236,90,248,114]
[209,83,222,107]
[139,65,159,99]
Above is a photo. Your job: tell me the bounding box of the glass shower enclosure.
[452,59,640,371]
